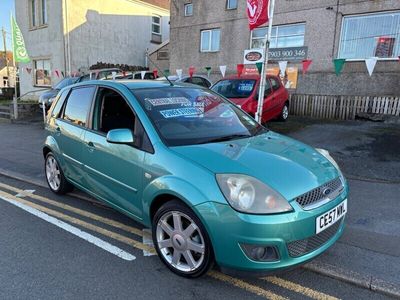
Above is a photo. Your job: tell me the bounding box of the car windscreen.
[54,78,78,90]
[131,87,263,147]
[211,79,256,98]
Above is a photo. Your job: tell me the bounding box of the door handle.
[87,141,95,152]
[55,127,61,136]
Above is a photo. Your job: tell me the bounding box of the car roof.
[70,79,200,90]
[221,74,277,80]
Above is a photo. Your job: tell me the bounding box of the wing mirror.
[106,129,135,145]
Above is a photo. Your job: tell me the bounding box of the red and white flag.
[247,0,269,30]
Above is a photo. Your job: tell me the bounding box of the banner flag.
[256,62,263,75]
[189,66,195,78]
[365,57,378,76]
[163,69,170,77]
[140,71,146,80]
[153,69,158,78]
[55,70,60,78]
[333,59,346,76]
[219,65,227,77]
[247,0,269,30]
[176,69,183,80]
[205,67,212,78]
[302,59,312,75]
[237,64,244,77]
[278,61,288,76]
[11,15,30,63]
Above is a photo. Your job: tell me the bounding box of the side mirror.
[106,129,135,145]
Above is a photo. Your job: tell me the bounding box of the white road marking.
[16,189,36,198]
[0,195,136,261]
[142,229,156,256]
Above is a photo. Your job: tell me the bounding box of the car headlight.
[216,174,293,214]
[316,148,346,184]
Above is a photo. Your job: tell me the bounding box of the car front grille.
[295,177,343,210]
[287,219,343,258]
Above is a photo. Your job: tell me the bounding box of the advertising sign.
[269,47,308,61]
[267,67,299,89]
[244,49,264,64]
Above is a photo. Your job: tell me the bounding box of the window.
[34,59,51,86]
[270,77,280,90]
[227,0,238,10]
[29,0,37,27]
[211,79,256,98]
[338,11,400,59]
[185,77,210,88]
[40,0,47,25]
[29,0,47,28]
[152,16,161,35]
[201,29,221,52]
[63,87,95,127]
[251,23,305,49]
[264,80,273,96]
[184,3,193,16]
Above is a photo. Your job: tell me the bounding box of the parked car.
[39,77,79,110]
[157,75,212,88]
[44,80,348,278]
[77,68,122,82]
[211,75,289,123]
[133,71,157,80]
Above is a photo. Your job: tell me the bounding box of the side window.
[63,87,95,127]
[145,73,155,80]
[50,90,68,118]
[270,77,281,90]
[134,73,141,79]
[264,80,273,96]
[189,77,206,87]
[79,74,90,82]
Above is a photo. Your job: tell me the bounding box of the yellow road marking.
[0,189,155,254]
[0,182,339,300]
[209,271,288,300]
[0,182,143,237]
[263,276,339,300]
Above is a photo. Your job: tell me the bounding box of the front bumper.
[194,190,347,272]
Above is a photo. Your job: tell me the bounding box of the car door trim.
[62,153,84,166]
[84,164,138,193]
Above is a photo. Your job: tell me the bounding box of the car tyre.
[45,152,73,194]
[279,102,289,121]
[152,200,214,278]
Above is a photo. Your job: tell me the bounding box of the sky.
[0,0,15,51]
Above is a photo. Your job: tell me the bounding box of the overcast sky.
[0,0,15,51]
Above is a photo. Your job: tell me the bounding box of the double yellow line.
[0,181,338,300]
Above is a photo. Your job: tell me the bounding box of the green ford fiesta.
[43,79,348,277]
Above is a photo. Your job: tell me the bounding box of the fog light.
[240,244,279,262]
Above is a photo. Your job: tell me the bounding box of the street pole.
[1,27,11,87]
[255,0,275,124]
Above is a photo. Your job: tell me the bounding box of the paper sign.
[146,97,191,107]
[160,107,202,119]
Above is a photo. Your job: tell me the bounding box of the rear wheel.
[45,152,73,194]
[279,102,289,121]
[152,200,214,278]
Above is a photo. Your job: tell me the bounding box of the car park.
[157,75,212,88]
[211,75,289,123]
[43,79,348,278]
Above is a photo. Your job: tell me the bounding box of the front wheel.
[279,103,289,121]
[152,200,214,278]
[45,152,73,194]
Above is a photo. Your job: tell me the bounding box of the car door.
[270,77,286,116]
[260,78,275,122]
[81,86,148,219]
[55,86,96,184]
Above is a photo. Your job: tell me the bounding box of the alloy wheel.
[45,155,61,191]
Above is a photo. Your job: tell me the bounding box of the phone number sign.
[269,47,308,61]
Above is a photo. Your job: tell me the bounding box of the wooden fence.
[289,95,400,120]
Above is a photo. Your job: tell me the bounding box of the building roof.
[139,0,170,10]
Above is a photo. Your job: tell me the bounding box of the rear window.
[63,87,95,127]
[211,79,256,98]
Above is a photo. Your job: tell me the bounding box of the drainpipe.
[63,0,71,76]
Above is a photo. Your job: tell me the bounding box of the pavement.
[0,117,399,299]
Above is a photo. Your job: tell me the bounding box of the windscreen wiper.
[204,134,252,144]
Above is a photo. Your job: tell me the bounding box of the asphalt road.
[0,174,391,300]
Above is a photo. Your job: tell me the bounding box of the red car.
[211,75,289,123]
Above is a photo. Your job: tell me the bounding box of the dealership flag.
[365,57,378,76]
[247,0,269,30]
[256,62,263,74]
[140,71,146,79]
[302,59,312,74]
[333,59,346,76]
[11,16,30,63]
[205,67,212,78]
[219,65,227,77]
[164,69,170,77]
[189,66,195,78]
[176,69,183,80]
[278,61,288,76]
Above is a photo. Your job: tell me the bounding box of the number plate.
[316,199,347,234]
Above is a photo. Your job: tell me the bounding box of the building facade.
[15,0,170,97]
[170,0,400,96]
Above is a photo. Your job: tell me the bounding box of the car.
[77,68,123,82]
[211,75,289,123]
[43,79,348,278]
[39,77,79,110]
[157,75,212,88]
